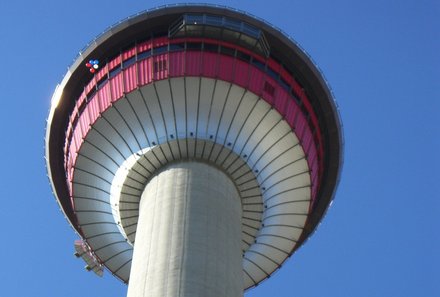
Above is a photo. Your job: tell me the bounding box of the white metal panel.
[154,80,176,139]
[116,262,132,282]
[100,108,139,157]
[265,187,310,206]
[73,183,108,200]
[76,211,115,225]
[126,91,158,146]
[206,80,230,139]
[237,100,270,160]
[177,139,188,159]
[235,170,257,186]
[196,78,216,138]
[242,203,263,213]
[207,143,222,162]
[167,141,181,160]
[75,155,115,182]
[158,142,174,162]
[186,137,197,158]
[243,258,267,286]
[194,138,206,158]
[184,77,200,136]
[263,213,308,231]
[227,91,259,150]
[138,155,160,172]
[248,121,291,172]
[104,249,132,270]
[114,98,149,149]
[267,200,310,216]
[255,234,294,257]
[91,240,131,265]
[260,225,303,240]
[250,243,286,265]
[83,128,126,166]
[79,222,115,236]
[262,164,306,192]
[264,153,308,183]
[73,170,111,190]
[91,119,130,160]
[214,146,233,165]
[243,270,255,290]
[169,78,187,137]
[74,196,111,213]
[246,251,278,279]
[215,84,245,143]
[140,85,167,142]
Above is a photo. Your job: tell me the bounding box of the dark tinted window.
[137,50,151,60]
[220,46,235,57]
[169,43,185,51]
[236,51,251,62]
[186,42,203,50]
[153,46,168,55]
[204,43,219,52]
[109,67,122,78]
[122,56,136,68]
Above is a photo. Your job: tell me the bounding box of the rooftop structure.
[46,4,343,297]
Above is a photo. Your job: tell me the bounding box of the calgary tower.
[46,4,343,297]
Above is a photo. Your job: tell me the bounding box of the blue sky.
[0,0,438,296]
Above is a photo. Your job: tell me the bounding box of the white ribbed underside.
[72,77,311,288]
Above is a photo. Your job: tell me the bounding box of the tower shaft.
[127,161,243,297]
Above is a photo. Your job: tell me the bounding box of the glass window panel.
[109,67,122,78]
[203,26,222,40]
[186,42,203,50]
[185,14,204,24]
[122,56,136,68]
[222,29,240,43]
[205,15,223,26]
[236,51,251,62]
[220,45,235,57]
[267,67,279,80]
[153,46,168,55]
[204,43,219,52]
[251,58,265,71]
[185,25,204,37]
[242,24,260,37]
[279,78,290,91]
[137,50,151,60]
[224,18,242,31]
[239,34,258,48]
[169,43,185,51]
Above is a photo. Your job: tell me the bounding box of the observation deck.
[46,4,343,293]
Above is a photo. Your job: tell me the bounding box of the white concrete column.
[127,161,243,297]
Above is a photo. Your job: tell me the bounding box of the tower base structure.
[127,161,243,297]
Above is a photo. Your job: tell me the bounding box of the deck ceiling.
[73,78,311,288]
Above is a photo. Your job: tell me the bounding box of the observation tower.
[46,5,343,297]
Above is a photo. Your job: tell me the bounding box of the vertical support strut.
[127,161,243,297]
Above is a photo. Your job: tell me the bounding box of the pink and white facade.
[46,5,342,297]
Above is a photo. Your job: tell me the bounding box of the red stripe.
[67,37,324,204]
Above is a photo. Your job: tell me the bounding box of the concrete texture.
[127,161,243,297]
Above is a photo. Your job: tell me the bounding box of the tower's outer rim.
[46,3,343,281]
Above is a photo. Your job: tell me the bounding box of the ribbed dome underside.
[72,77,311,288]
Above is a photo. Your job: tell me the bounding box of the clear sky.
[0,0,438,296]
